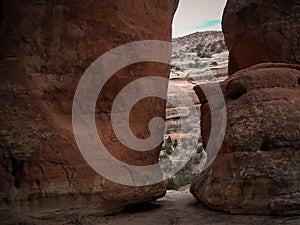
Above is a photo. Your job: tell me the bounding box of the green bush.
[173,139,178,148]
[165,145,173,155]
[197,146,204,154]
[166,136,173,144]
[166,176,179,190]
[175,168,194,187]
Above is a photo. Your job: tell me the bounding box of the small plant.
[166,136,173,144]
[197,145,204,154]
[187,76,195,82]
[211,61,218,66]
[220,41,227,50]
[175,167,194,187]
[197,51,212,58]
[173,139,178,148]
[210,43,216,52]
[165,145,173,155]
[215,47,223,53]
[166,176,179,190]
[198,137,202,143]
[194,153,202,163]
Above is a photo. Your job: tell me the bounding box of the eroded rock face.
[222,0,300,75]
[0,0,178,223]
[191,63,300,215]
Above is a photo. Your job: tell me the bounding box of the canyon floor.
[71,191,300,225]
[4,190,300,225]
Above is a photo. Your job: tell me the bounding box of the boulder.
[222,0,300,75]
[191,63,300,215]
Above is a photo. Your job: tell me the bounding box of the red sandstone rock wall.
[222,0,300,75]
[0,0,178,223]
[191,0,300,216]
[192,63,300,215]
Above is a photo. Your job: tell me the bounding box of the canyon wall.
[0,0,178,223]
[191,0,300,215]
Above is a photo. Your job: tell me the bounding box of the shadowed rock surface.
[0,0,178,223]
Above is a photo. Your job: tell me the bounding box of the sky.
[172,0,228,37]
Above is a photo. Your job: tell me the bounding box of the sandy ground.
[3,191,299,224]
[76,191,300,225]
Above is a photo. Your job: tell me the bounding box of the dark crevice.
[124,202,161,213]
[260,143,270,151]
[14,178,20,188]
[10,156,17,176]
[10,156,22,189]
[227,86,247,100]
[35,179,41,187]
[228,89,247,100]
[298,77,300,85]
[226,80,248,100]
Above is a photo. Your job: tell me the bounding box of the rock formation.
[191,0,300,215]
[0,0,178,223]
[222,0,300,75]
[191,63,300,215]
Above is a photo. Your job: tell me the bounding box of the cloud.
[195,19,222,29]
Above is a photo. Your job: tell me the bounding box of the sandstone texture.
[222,0,300,75]
[0,0,178,223]
[192,0,300,215]
[191,63,300,215]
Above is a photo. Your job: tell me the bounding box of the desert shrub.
[197,145,204,154]
[215,47,223,53]
[165,145,173,155]
[194,153,202,163]
[211,61,218,66]
[197,51,212,58]
[220,41,227,50]
[166,176,179,190]
[166,136,173,144]
[175,168,194,187]
[195,43,205,51]
[173,139,178,148]
[210,43,216,52]
[187,76,195,82]
[198,137,202,143]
